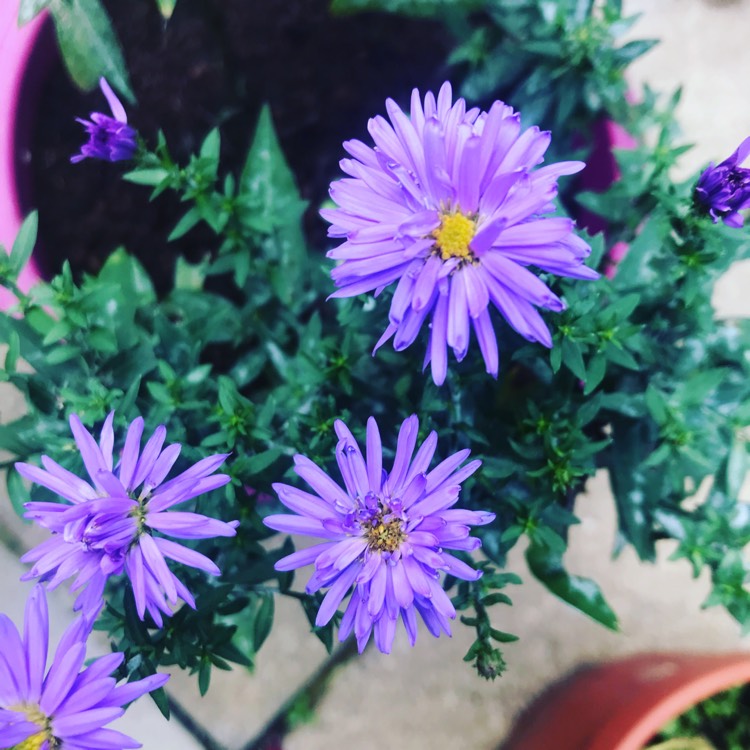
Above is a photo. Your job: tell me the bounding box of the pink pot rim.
[0,0,48,309]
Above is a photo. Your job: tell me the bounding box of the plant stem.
[168,693,228,750]
[239,638,360,750]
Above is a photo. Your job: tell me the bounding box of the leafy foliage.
[4,0,750,692]
[19,0,134,103]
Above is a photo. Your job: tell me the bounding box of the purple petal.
[99,78,127,123]
[118,417,144,492]
[146,511,237,539]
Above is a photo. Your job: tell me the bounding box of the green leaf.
[245,448,284,474]
[645,385,668,424]
[10,212,38,274]
[252,593,274,651]
[725,439,748,499]
[97,248,156,305]
[526,543,619,630]
[122,168,170,186]
[616,39,658,65]
[168,208,202,242]
[4,331,21,374]
[155,0,177,19]
[330,0,483,15]
[198,658,211,696]
[606,418,659,560]
[200,128,221,162]
[18,0,52,27]
[6,467,28,518]
[561,337,586,380]
[583,353,606,395]
[149,687,170,719]
[45,344,82,365]
[241,105,308,304]
[489,628,519,643]
[48,0,134,103]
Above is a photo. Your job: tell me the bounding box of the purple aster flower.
[264,415,494,654]
[16,412,238,626]
[71,78,138,164]
[695,136,750,228]
[322,81,597,386]
[0,585,168,750]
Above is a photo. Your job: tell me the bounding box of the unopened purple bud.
[695,136,750,228]
[71,78,138,164]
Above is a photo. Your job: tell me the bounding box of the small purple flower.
[264,415,494,654]
[71,78,138,164]
[322,81,597,386]
[16,413,238,626]
[0,585,168,750]
[695,136,750,228]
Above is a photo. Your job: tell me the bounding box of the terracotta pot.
[0,0,54,308]
[501,652,750,750]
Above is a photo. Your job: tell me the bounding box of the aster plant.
[323,81,597,385]
[264,415,493,653]
[0,585,167,750]
[16,413,237,626]
[2,5,750,745]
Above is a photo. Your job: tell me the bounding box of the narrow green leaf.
[18,0,52,26]
[155,0,177,19]
[118,375,142,416]
[583,353,606,395]
[616,39,659,65]
[149,687,170,719]
[198,659,211,696]
[645,385,668,424]
[252,593,274,651]
[526,543,619,630]
[168,208,202,241]
[49,0,134,102]
[245,448,283,474]
[726,440,748,499]
[5,331,21,374]
[9,212,38,274]
[562,337,587,380]
[489,628,519,643]
[6,467,28,519]
[199,128,221,162]
[241,105,308,304]
[45,344,82,365]
[122,168,170,186]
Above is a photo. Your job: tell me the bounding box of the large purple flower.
[264,415,494,654]
[695,136,750,228]
[71,78,138,164]
[16,413,238,626]
[0,585,168,750]
[322,81,597,386]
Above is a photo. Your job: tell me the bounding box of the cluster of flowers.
[3,412,236,749]
[4,75,746,747]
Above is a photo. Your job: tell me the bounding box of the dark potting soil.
[30,0,453,294]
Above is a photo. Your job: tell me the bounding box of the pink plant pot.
[0,0,55,309]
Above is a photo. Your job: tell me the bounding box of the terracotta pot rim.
[502,651,750,750]
[597,652,750,750]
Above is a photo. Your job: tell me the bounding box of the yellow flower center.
[365,514,406,553]
[432,211,477,261]
[7,705,56,750]
[12,732,47,750]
